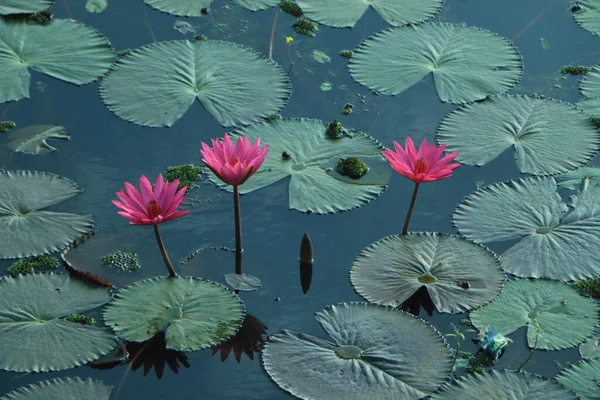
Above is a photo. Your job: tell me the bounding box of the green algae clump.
[0,121,16,133]
[339,50,353,59]
[7,256,59,276]
[280,0,303,16]
[264,114,282,121]
[65,314,96,325]
[560,66,591,76]
[325,120,346,140]
[293,18,317,36]
[165,164,202,191]
[100,251,141,272]
[336,157,367,179]
[572,278,600,299]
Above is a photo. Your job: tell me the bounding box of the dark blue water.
[0,0,598,398]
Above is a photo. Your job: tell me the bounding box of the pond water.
[1,0,599,398]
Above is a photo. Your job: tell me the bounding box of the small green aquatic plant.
[165,164,202,191]
[341,103,353,115]
[325,120,345,139]
[7,256,59,276]
[100,251,141,272]
[0,121,16,133]
[339,50,353,59]
[280,0,303,16]
[572,277,600,298]
[445,322,475,373]
[65,314,96,325]
[264,114,282,121]
[194,34,208,41]
[293,18,317,36]
[336,157,367,179]
[560,66,591,75]
[517,322,541,372]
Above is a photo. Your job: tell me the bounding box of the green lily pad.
[262,302,453,399]
[297,0,442,28]
[103,276,245,351]
[437,95,599,175]
[144,0,278,16]
[350,233,505,313]
[580,336,600,359]
[0,18,114,103]
[556,359,600,400]
[100,40,290,127]
[0,170,93,260]
[431,370,577,399]
[557,167,600,190]
[0,0,53,14]
[225,273,262,292]
[232,0,279,11]
[577,67,600,118]
[572,0,600,36]
[470,279,598,350]
[454,177,600,281]
[0,377,112,400]
[3,125,70,154]
[207,118,390,213]
[85,0,107,13]
[349,23,522,104]
[0,273,115,372]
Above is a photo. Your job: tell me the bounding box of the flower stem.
[153,224,177,277]
[233,185,243,254]
[402,182,421,235]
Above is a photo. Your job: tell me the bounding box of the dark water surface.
[0,0,599,398]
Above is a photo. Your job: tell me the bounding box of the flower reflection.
[399,286,435,317]
[211,314,268,363]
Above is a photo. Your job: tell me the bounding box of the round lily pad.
[0,170,94,259]
[262,302,453,399]
[103,276,245,351]
[350,233,505,313]
[100,40,290,127]
[0,273,115,372]
[207,118,390,213]
[556,358,600,400]
[431,370,577,399]
[577,67,600,118]
[454,176,600,281]
[0,0,53,14]
[0,377,112,400]
[349,23,522,104]
[572,1,600,36]
[470,279,599,351]
[437,95,599,175]
[0,18,114,103]
[297,0,443,28]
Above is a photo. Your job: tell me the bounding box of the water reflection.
[211,314,268,363]
[400,285,435,317]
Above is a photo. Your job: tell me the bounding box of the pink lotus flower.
[200,133,269,187]
[382,137,460,183]
[112,174,188,225]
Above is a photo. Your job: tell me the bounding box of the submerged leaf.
[144,0,278,16]
[262,303,452,399]
[100,40,290,127]
[470,279,598,351]
[350,233,505,313]
[0,274,115,372]
[579,336,600,359]
[454,177,600,281]
[437,95,599,175]
[3,124,70,154]
[297,0,442,28]
[556,358,600,400]
[349,23,522,104]
[0,18,114,103]
[0,170,93,259]
[0,0,53,14]
[103,276,245,351]
[0,377,112,400]
[85,0,108,13]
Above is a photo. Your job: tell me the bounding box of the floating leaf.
[262,302,452,399]
[0,377,112,400]
[320,81,332,91]
[144,0,278,16]
[556,359,600,400]
[557,167,600,190]
[431,370,577,399]
[437,95,599,175]
[577,67,600,118]
[350,233,505,313]
[0,18,114,103]
[100,40,290,127]
[580,336,600,359]
[104,276,245,351]
[297,0,442,28]
[454,177,600,281]
[0,0,53,14]
[0,170,93,259]
[0,273,115,372]
[206,118,390,213]
[225,273,262,292]
[349,23,522,104]
[3,125,70,154]
[85,0,107,13]
[470,279,598,350]
[572,0,600,36]
[312,50,330,63]
[232,0,279,11]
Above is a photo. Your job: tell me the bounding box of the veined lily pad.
[454,177,600,281]
[349,23,522,104]
[572,0,600,36]
[297,0,442,28]
[0,273,115,372]
[100,40,290,127]
[431,370,577,399]
[350,233,505,313]
[262,302,452,399]
[437,95,599,175]
[0,0,53,14]
[206,118,390,213]
[0,170,93,259]
[557,167,600,190]
[3,125,70,154]
[0,18,114,103]
[577,67,600,118]
[103,276,245,351]
[144,0,278,17]
[470,279,599,351]
[556,359,600,400]
[0,377,112,400]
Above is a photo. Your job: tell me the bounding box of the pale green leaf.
[0,377,112,400]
